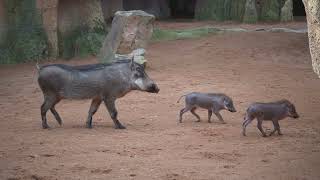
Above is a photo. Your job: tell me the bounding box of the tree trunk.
[37,0,59,58]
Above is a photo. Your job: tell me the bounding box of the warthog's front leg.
[257,118,267,137]
[104,98,126,129]
[86,98,102,128]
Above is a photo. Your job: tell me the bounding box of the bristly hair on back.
[206,93,227,97]
[38,59,137,72]
[274,99,291,104]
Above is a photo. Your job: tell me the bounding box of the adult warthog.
[37,58,159,129]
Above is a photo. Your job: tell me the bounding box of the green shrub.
[230,0,246,21]
[0,0,48,64]
[260,0,281,21]
[195,0,231,21]
[74,31,106,58]
[59,20,107,59]
[194,0,246,21]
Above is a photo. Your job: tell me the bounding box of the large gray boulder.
[98,10,155,63]
[303,0,320,78]
[280,0,293,22]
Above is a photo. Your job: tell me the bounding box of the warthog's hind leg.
[41,95,59,129]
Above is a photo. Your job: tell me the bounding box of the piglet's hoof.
[42,124,50,129]
[86,124,93,129]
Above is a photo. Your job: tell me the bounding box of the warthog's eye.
[134,73,140,78]
[134,71,144,78]
[133,66,145,78]
[136,67,143,72]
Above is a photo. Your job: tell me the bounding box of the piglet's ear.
[285,105,291,112]
[130,56,135,70]
[223,98,227,104]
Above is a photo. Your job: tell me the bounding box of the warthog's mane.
[40,59,134,72]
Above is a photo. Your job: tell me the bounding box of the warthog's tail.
[177,94,187,103]
[36,62,40,71]
[32,62,41,84]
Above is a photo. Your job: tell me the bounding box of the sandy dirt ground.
[0,22,320,180]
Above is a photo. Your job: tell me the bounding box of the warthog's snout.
[229,108,237,113]
[147,83,159,93]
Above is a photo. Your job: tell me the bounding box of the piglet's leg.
[190,108,201,122]
[257,118,267,137]
[270,120,282,136]
[214,111,226,124]
[208,110,212,123]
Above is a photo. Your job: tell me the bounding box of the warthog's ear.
[130,56,135,70]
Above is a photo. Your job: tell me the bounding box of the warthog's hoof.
[262,134,268,137]
[57,120,62,126]
[115,125,126,129]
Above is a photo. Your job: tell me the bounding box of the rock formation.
[98,10,155,63]
[303,0,320,77]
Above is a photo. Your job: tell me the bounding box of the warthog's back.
[185,92,227,110]
[38,64,108,99]
[248,102,287,120]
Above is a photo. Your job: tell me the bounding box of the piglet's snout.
[147,83,159,93]
[293,114,299,119]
